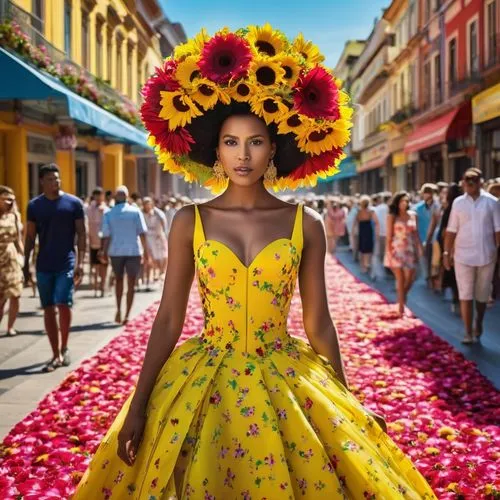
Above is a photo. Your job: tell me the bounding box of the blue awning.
[318,156,358,183]
[0,48,149,149]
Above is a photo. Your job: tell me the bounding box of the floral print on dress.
[73,204,437,500]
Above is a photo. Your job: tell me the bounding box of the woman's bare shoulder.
[170,204,196,236]
[302,206,326,244]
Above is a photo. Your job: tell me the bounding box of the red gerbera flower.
[289,148,342,181]
[293,66,340,120]
[198,33,252,84]
[141,60,194,154]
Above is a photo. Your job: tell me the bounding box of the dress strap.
[193,204,206,255]
[291,203,304,251]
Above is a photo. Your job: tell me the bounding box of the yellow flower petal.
[189,78,231,111]
[175,56,201,88]
[292,33,325,66]
[246,23,287,57]
[174,28,210,60]
[159,91,203,130]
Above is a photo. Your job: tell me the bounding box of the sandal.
[6,329,17,337]
[461,335,476,345]
[42,357,62,373]
[61,347,71,367]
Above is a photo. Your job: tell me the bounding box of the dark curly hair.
[388,191,410,216]
[184,101,306,178]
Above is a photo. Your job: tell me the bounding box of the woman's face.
[398,196,409,212]
[0,193,15,213]
[217,114,276,188]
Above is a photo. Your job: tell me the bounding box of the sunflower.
[158,151,185,176]
[250,94,289,125]
[249,57,285,89]
[293,66,340,120]
[227,81,260,103]
[198,32,252,84]
[292,33,325,66]
[276,110,311,137]
[175,56,202,89]
[296,123,347,155]
[274,53,302,86]
[190,78,231,110]
[159,90,203,130]
[246,23,287,57]
[174,28,210,60]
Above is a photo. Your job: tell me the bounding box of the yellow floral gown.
[74,204,437,500]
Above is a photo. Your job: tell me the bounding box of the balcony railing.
[389,104,418,124]
[0,0,140,124]
[448,73,482,97]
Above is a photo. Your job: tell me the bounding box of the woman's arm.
[413,214,424,256]
[372,211,380,240]
[298,207,349,389]
[128,205,196,415]
[386,214,394,254]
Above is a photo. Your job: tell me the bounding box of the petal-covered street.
[0,257,498,499]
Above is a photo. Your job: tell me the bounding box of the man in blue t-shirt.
[24,163,86,372]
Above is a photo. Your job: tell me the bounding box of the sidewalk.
[336,247,500,390]
[0,281,162,440]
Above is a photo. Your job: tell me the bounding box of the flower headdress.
[141,24,353,193]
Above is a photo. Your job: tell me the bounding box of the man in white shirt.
[372,192,391,279]
[444,168,500,344]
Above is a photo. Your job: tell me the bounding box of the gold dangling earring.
[213,159,227,180]
[264,157,277,183]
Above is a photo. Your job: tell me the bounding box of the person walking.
[385,192,423,316]
[100,185,149,325]
[372,192,390,279]
[142,197,168,285]
[444,168,500,344]
[415,184,440,286]
[437,183,462,313]
[324,198,345,254]
[23,163,86,372]
[73,25,436,499]
[356,195,379,275]
[87,187,109,297]
[0,186,24,336]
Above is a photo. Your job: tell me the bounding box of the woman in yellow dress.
[73,25,437,499]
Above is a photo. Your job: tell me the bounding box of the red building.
[405,0,483,183]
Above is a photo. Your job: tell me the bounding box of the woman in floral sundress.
[73,25,437,499]
[385,191,423,317]
[0,186,24,337]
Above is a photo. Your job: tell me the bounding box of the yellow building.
[383,0,421,192]
[0,0,185,216]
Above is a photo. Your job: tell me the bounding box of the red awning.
[404,104,471,154]
[358,154,389,173]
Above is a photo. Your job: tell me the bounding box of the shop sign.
[472,83,500,124]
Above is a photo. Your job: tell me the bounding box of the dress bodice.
[193,203,303,355]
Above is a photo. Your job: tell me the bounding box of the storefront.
[472,82,500,180]
[358,142,388,194]
[404,103,472,183]
[317,156,358,195]
[0,47,150,216]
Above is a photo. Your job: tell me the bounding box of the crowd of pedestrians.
[0,163,191,373]
[313,169,500,344]
[0,162,499,372]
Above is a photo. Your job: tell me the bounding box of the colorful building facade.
[0,0,185,216]
[343,0,500,194]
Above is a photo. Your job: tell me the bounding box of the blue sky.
[159,0,389,67]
